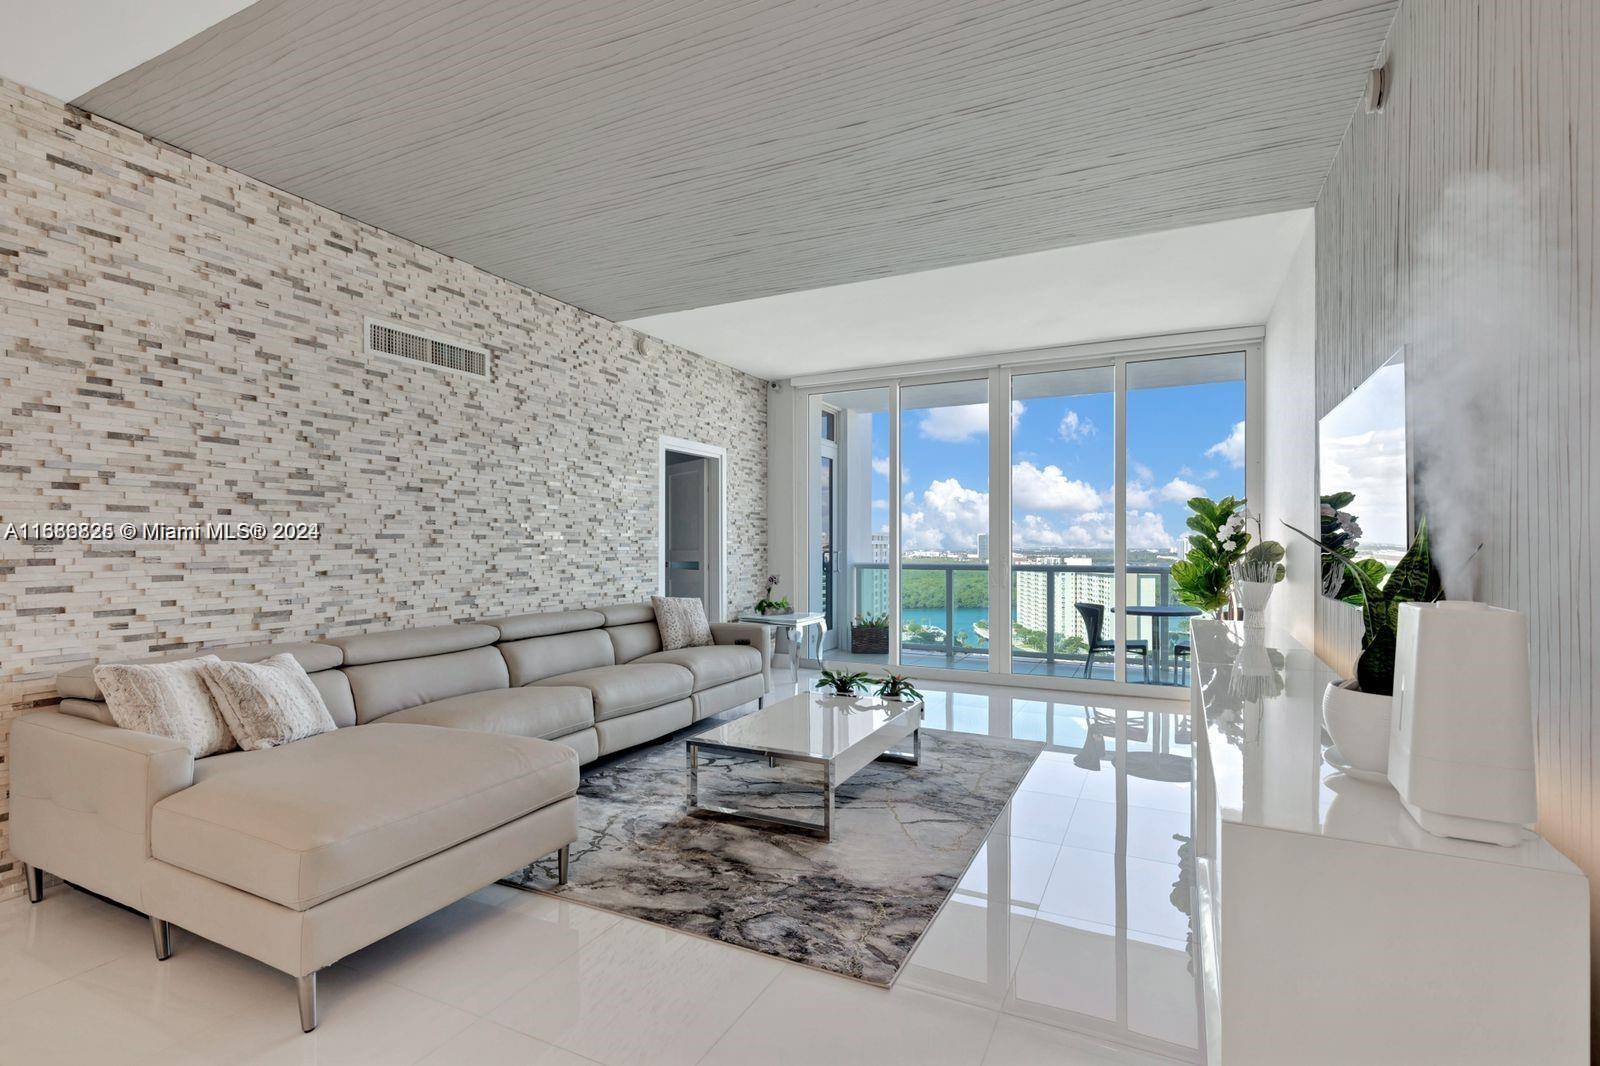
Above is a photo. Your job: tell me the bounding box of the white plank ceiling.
[77,0,1398,321]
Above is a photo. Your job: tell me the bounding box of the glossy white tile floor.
[0,672,1199,1065]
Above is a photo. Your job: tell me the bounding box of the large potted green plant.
[1170,496,1251,616]
[1286,517,1443,775]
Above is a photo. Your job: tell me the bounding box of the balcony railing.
[844,561,1188,682]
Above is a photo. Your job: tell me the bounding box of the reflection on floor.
[903,684,1199,1062]
[870,650,1189,687]
[0,672,1197,1065]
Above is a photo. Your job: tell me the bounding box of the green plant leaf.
[1356,630,1396,696]
[1381,517,1438,607]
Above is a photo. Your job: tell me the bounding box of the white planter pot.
[1233,579,1275,633]
[1321,679,1392,775]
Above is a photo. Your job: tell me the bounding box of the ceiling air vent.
[364,317,490,379]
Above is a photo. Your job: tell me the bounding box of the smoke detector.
[1365,63,1389,114]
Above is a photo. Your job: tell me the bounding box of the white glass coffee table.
[686,691,923,841]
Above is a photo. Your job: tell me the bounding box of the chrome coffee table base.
[685,693,922,842]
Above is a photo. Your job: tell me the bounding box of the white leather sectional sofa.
[10,603,771,1031]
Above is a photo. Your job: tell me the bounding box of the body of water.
[901,606,989,647]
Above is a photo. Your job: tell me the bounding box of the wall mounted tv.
[1317,348,1409,601]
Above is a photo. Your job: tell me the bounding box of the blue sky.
[865,380,1246,554]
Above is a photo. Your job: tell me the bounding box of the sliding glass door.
[1122,353,1246,686]
[1010,365,1116,679]
[801,343,1251,693]
[899,379,990,672]
[807,388,890,664]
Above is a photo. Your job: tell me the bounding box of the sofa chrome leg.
[22,863,44,904]
[150,916,173,961]
[557,844,570,886]
[298,972,319,1033]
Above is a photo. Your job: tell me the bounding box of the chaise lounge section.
[9,603,771,1032]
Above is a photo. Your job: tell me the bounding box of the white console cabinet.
[1189,621,1589,1065]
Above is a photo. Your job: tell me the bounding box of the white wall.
[766,381,801,610]
[1313,0,1600,1043]
[1262,225,1317,645]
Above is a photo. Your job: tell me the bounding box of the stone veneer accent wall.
[0,78,768,902]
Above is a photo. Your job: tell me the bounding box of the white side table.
[735,611,827,685]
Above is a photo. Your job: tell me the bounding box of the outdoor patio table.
[1113,604,1202,684]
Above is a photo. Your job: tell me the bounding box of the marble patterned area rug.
[503,726,1041,986]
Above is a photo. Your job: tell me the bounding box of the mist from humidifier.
[1403,173,1562,601]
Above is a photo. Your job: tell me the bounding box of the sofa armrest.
[710,622,773,688]
[9,711,195,908]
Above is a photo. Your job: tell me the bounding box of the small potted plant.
[851,612,889,655]
[1286,517,1442,775]
[754,575,790,616]
[874,673,923,703]
[814,669,871,697]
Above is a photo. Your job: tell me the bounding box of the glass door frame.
[796,330,1263,701]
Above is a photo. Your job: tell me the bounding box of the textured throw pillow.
[652,595,713,650]
[198,653,338,751]
[93,655,236,758]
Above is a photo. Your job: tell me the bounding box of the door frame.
[658,436,728,622]
[815,401,842,651]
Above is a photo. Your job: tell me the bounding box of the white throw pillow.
[93,655,236,758]
[652,596,713,650]
[198,653,338,751]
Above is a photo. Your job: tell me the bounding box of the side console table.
[735,611,827,685]
[1189,620,1588,1065]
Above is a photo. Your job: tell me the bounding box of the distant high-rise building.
[977,533,989,563]
[1013,558,1111,648]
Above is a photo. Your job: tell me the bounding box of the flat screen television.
[1317,348,1409,600]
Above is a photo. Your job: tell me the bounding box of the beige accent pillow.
[93,655,236,758]
[198,653,338,751]
[652,595,713,650]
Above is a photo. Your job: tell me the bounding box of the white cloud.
[1206,421,1246,468]
[1126,510,1179,551]
[871,455,890,477]
[901,477,990,552]
[1011,461,1101,512]
[1011,509,1177,552]
[1320,425,1408,545]
[1125,483,1155,509]
[1159,477,1205,503]
[917,400,1023,442]
[1131,459,1155,483]
[1058,409,1095,442]
[872,499,888,510]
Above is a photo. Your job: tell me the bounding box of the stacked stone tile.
[0,78,769,901]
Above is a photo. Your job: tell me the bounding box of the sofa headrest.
[482,609,606,641]
[56,641,344,701]
[322,623,499,666]
[598,602,656,627]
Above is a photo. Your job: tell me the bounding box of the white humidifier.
[1388,601,1537,846]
